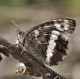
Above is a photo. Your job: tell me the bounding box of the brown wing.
[23,18,76,66]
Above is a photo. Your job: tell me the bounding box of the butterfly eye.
[60,25,64,28]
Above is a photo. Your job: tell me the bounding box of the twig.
[0,36,66,79]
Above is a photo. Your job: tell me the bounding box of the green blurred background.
[0,0,80,79]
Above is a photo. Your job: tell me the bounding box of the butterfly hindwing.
[18,18,76,66]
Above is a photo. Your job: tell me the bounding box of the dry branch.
[0,36,66,79]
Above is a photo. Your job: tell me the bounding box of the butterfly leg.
[7,39,20,49]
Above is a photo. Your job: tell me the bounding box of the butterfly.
[0,18,76,75]
[16,18,76,65]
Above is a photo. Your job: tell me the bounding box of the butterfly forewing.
[19,18,76,66]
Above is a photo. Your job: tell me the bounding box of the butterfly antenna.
[11,20,21,31]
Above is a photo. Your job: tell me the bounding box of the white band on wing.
[46,30,60,64]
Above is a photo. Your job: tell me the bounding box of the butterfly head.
[17,30,26,45]
[10,20,26,45]
[53,18,76,34]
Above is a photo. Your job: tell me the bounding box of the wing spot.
[54,23,64,31]
[34,30,41,44]
[60,25,64,28]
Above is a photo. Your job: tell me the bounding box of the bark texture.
[0,36,66,79]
